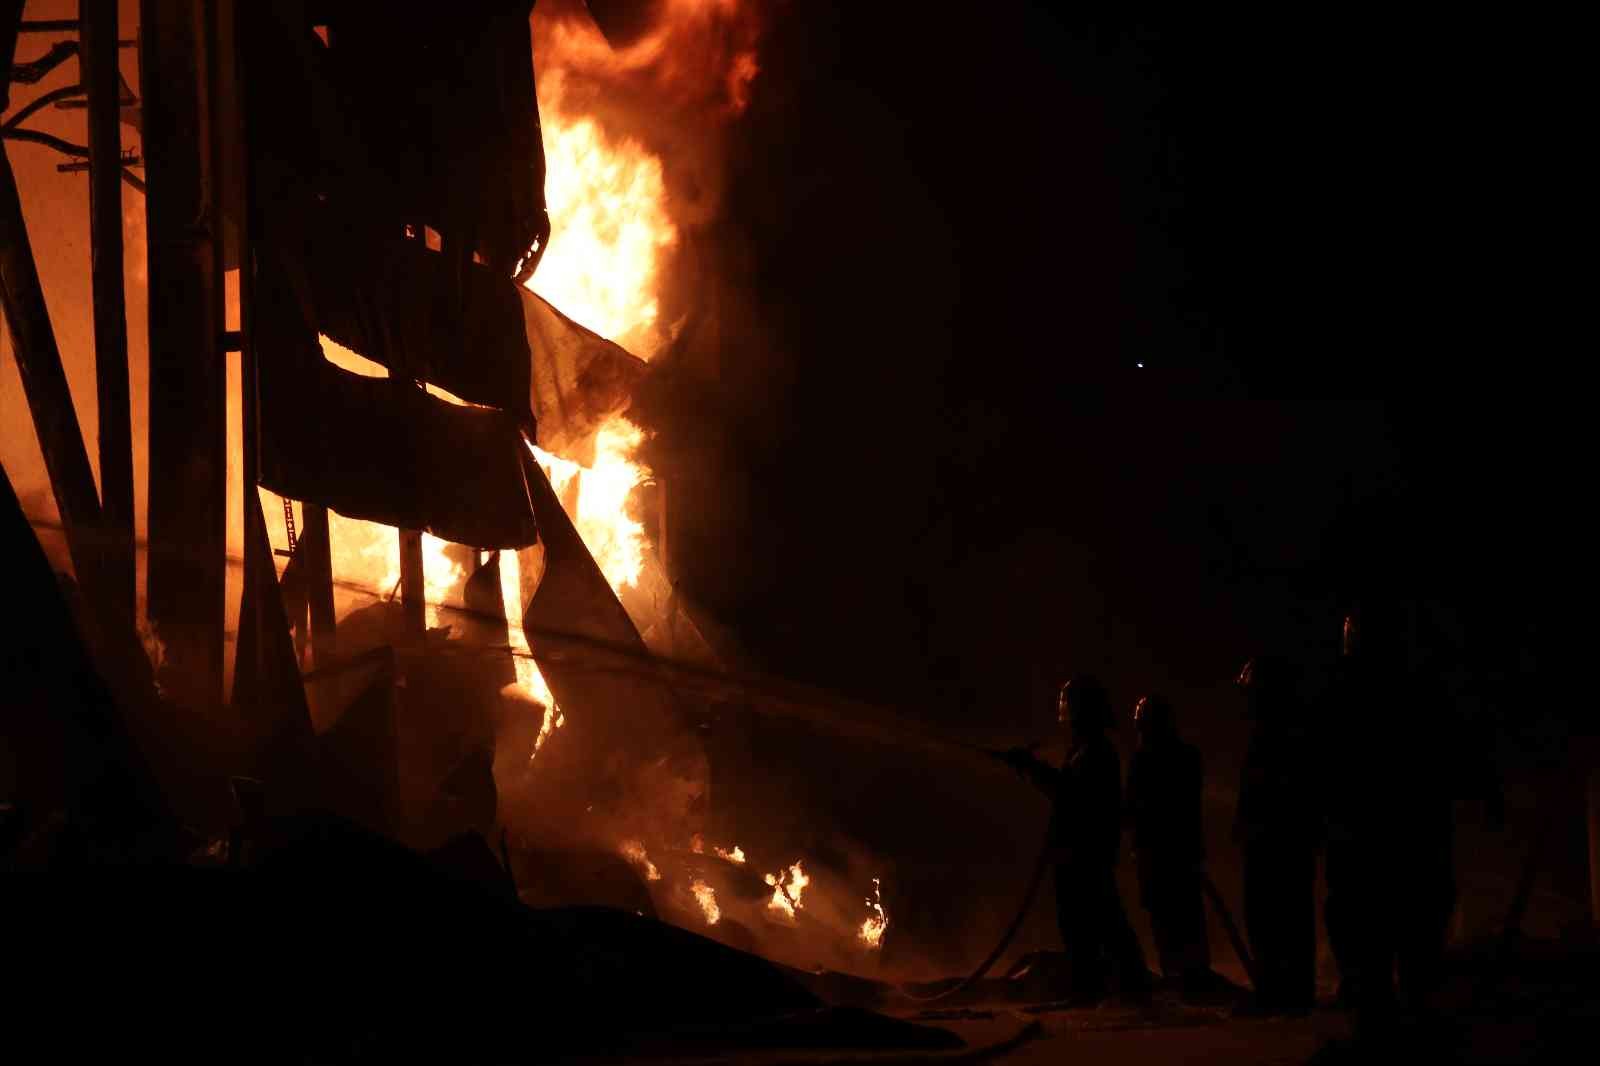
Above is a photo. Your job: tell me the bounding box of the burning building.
[2,0,914,990]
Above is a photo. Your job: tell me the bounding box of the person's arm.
[997,746,1060,795]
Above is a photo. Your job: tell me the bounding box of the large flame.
[531,106,676,357]
[314,3,738,769]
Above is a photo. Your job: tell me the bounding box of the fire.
[528,422,649,593]
[535,0,762,118]
[764,861,809,923]
[530,105,676,358]
[858,878,889,949]
[522,82,671,600]
[691,879,721,926]
[497,548,563,760]
[714,844,745,865]
[619,839,662,882]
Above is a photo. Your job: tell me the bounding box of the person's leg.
[1323,838,1365,1010]
[1177,868,1212,988]
[1139,856,1182,979]
[1101,870,1153,1001]
[1286,845,1318,1009]
[1057,864,1107,1002]
[1396,846,1455,1014]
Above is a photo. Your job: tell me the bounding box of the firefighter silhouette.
[1003,676,1152,1003]
[1127,693,1211,994]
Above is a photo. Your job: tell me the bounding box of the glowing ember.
[619,839,661,882]
[691,879,721,926]
[764,861,809,923]
[714,845,746,865]
[859,878,889,949]
[690,834,705,853]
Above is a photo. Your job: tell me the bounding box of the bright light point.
[1136,362,1145,368]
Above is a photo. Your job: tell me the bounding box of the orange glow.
[714,844,746,865]
[691,879,721,926]
[858,878,889,949]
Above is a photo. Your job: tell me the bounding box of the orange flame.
[498,548,563,760]
[619,839,662,882]
[858,878,889,949]
[536,0,763,118]
[530,103,676,358]
[691,879,721,926]
[764,860,809,923]
[714,844,746,865]
[528,424,648,593]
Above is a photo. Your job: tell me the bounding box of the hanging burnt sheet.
[313,1,547,278]
[253,246,540,549]
[302,206,646,463]
[306,219,533,422]
[242,3,631,464]
[522,290,648,465]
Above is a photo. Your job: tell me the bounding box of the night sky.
[634,4,1561,758]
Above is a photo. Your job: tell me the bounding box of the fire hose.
[894,824,1057,1003]
[893,837,1258,1003]
[895,747,1258,1004]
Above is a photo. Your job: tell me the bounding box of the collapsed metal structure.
[1,2,697,850]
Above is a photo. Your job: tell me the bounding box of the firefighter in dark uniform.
[1126,693,1211,997]
[1235,654,1319,1013]
[1004,676,1152,1004]
[1322,601,1503,1031]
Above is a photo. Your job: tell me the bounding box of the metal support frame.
[140,0,225,709]
[82,0,134,620]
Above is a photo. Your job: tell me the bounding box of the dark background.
[639,3,1562,749]
[621,3,1586,966]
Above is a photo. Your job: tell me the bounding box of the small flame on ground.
[764,860,809,923]
[691,879,720,926]
[859,878,889,949]
[620,839,661,882]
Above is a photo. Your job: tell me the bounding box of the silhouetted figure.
[1235,655,1319,1013]
[1127,694,1211,994]
[1004,676,1152,1004]
[1321,600,1500,1033]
